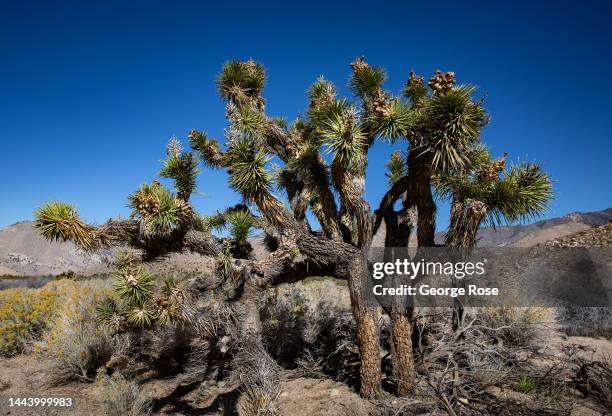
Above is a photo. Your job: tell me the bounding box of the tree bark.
[389,309,416,395]
[347,255,382,398]
[382,215,418,396]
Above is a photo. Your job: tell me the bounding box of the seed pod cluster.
[349,56,369,72]
[408,71,424,86]
[372,90,392,118]
[132,185,161,217]
[175,198,194,226]
[428,70,455,95]
[476,155,506,183]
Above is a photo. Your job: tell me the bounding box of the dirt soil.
[1,333,611,416]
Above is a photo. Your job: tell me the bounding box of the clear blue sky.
[1,0,611,230]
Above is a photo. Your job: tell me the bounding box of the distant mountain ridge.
[456,207,612,247]
[1,207,611,276]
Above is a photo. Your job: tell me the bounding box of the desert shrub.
[260,279,350,364]
[52,270,76,280]
[556,306,612,337]
[574,356,612,409]
[464,348,512,388]
[0,282,63,356]
[94,370,151,416]
[38,279,119,384]
[236,346,282,416]
[470,307,553,346]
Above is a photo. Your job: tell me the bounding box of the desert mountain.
[1,207,611,276]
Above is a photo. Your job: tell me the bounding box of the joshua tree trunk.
[445,199,488,330]
[348,254,382,398]
[389,308,416,395]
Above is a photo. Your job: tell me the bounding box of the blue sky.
[1,0,611,230]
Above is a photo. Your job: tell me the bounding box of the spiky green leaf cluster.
[308,77,337,112]
[223,139,272,201]
[34,201,95,250]
[489,162,553,225]
[349,65,386,98]
[225,209,256,244]
[189,130,224,168]
[128,182,183,237]
[319,106,365,166]
[231,104,267,139]
[217,60,266,106]
[98,260,190,329]
[159,147,200,201]
[367,99,414,141]
[403,72,428,105]
[114,263,155,305]
[155,277,189,325]
[436,153,553,227]
[415,85,489,171]
[203,205,259,245]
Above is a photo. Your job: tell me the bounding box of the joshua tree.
[35,57,552,399]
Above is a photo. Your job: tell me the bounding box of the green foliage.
[114,264,155,306]
[403,71,428,105]
[436,151,552,227]
[231,104,267,139]
[226,209,256,244]
[155,277,188,325]
[188,129,224,168]
[217,60,266,105]
[125,302,155,327]
[128,182,182,237]
[416,85,488,171]
[100,262,190,330]
[190,212,209,232]
[224,139,272,201]
[368,99,414,141]
[308,77,337,113]
[114,250,141,270]
[489,162,553,225]
[319,107,365,166]
[215,250,232,277]
[286,143,331,195]
[52,270,76,281]
[517,375,536,393]
[159,138,200,201]
[349,65,386,98]
[96,297,123,332]
[34,201,94,250]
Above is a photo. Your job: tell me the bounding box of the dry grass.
[36,279,120,384]
[235,345,282,416]
[556,306,612,337]
[470,307,554,346]
[94,370,151,416]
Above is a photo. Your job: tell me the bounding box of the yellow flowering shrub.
[0,283,62,356]
[0,279,113,357]
[39,279,116,383]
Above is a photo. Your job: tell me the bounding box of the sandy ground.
[1,334,611,416]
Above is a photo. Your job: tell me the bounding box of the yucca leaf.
[34,201,95,250]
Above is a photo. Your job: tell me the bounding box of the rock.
[571,403,602,416]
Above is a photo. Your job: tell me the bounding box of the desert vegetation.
[0,57,609,415]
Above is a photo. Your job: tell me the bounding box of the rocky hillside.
[0,221,113,276]
[1,207,611,276]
